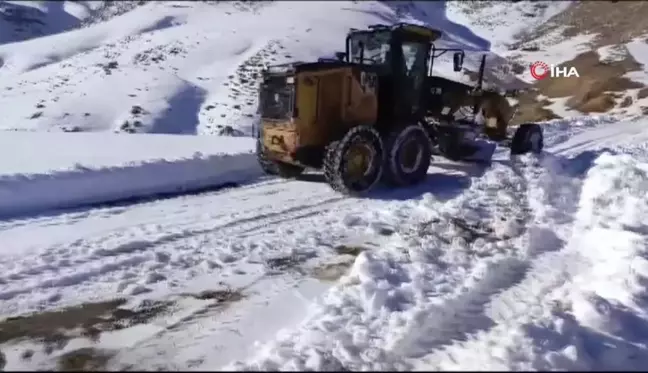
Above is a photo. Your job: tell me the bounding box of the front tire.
[383,125,432,186]
[510,123,543,155]
[324,126,384,196]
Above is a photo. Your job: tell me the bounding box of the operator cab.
[337,23,464,123]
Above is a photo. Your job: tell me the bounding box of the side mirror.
[335,51,347,62]
[453,52,464,72]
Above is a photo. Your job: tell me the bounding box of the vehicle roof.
[349,22,442,41]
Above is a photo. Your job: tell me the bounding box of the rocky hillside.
[439,0,648,124]
[500,1,648,123]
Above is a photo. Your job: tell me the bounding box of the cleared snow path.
[0,154,475,370]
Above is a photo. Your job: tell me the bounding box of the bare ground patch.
[512,94,561,125]
[56,347,115,371]
[185,288,245,303]
[262,251,321,276]
[265,255,306,272]
[311,245,368,283]
[0,298,173,370]
[0,287,246,370]
[0,298,173,348]
[163,288,246,333]
[638,87,648,100]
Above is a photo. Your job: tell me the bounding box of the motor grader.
[255,23,543,195]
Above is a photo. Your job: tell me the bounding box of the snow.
[413,152,648,371]
[0,132,259,218]
[0,1,86,45]
[3,114,648,371]
[445,1,571,52]
[544,96,582,119]
[597,44,630,63]
[227,117,648,371]
[625,37,648,86]
[548,115,648,159]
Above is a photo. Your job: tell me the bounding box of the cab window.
[348,31,391,66]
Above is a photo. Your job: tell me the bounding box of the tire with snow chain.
[510,123,543,155]
[383,125,432,186]
[323,126,384,196]
[256,138,305,178]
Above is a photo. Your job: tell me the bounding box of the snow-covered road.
[2,116,648,370]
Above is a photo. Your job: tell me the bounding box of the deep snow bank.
[414,152,648,371]
[231,147,648,370]
[498,152,648,371]
[0,132,260,218]
[230,153,543,370]
[564,153,648,370]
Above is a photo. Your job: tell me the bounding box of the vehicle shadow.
[297,159,487,202]
[370,171,472,202]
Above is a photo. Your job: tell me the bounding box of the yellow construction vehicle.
[256,23,543,195]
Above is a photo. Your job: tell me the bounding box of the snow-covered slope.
[3,1,644,130]
[0,0,500,135]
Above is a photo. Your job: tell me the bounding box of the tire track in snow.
[0,175,288,231]
[112,273,325,370]
[413,152,594,370]
[0,194,348,302]
[0,177,364,315]
[388,156,542,363]
[234,152,587,371]
[232,155,546,371]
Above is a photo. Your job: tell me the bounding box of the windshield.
[258,76,294,120]
[348,31,391,65]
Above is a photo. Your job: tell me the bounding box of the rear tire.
[383,125,432,186]
[324,126,384,196]
[256,138,305,178]
[510,123,543,155]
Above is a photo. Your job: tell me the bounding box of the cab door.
[392,34,431,119]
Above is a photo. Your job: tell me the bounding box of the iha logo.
[530,61,580,80]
